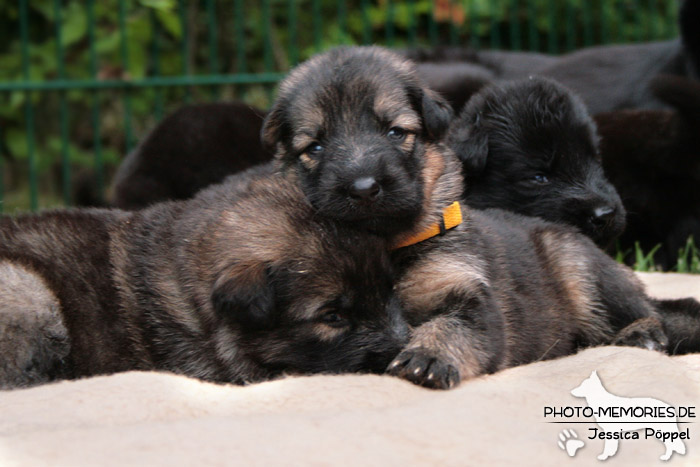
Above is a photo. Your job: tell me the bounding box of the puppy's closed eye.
[319,312,350,328]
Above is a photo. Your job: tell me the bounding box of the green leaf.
[140,0,176,11]
[5,128,28,160]
[96,30,121,54]
[61,3,88,48]
[156,9,181,38]
[29,0,53,21]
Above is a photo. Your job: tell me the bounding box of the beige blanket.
[1,272,699,466]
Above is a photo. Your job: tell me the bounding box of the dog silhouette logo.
[570,370,686,461]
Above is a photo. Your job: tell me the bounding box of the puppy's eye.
[387,127,407,142]
[320,312,348,328]
[531,174,550,185]
[305,142,323,156]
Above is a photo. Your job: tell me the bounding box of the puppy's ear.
[420,88,454,140]
[446,115,489,176]
[260,106,287,157]
[211,265,278,330]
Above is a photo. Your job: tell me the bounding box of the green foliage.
[676,236,700,274]
[632,242,662,272]
[616,237,700,274]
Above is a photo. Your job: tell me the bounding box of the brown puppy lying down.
[386,149,669,389]
[0,174,409,389]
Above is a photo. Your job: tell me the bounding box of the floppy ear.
[260,106,288,157]
[420,89,454,140]
[211,265,277,330]
[446,115,489,176]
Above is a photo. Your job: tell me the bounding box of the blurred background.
[0,0,680,212]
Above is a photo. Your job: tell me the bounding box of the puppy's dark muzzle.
[589,205,617,228]
[584,203,626,247]
[362,314,410,374]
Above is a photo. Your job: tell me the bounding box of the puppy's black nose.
[349,177,381,201]
[590,205,616,227]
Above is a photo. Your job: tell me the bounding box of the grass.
[621,236,700,274]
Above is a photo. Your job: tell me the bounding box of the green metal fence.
[0,0,680,212]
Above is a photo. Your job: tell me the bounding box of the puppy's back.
[0,208,147,382]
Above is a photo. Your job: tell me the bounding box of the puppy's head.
[448,77,626,247]
[262,46,453,237]
[208,176,409,377]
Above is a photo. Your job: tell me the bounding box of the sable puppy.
[446,78,625,248]
[261,46,453,237]
[387,149,669,390]
[0,175,408,390]
[596,74,700,268]
[111,101,271,209]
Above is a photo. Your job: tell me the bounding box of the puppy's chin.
[313,198,423,237]
[347,212,422,237]
[583,219,626,250]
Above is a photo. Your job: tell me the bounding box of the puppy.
[261,46,453,237]
[237,47,669,390]
[111,101,271,209]
[0,174,408,389]
[386,148,671,390]
[446,77,626,248]
[596,74,700,268]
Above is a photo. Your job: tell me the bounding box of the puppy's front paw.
[386,347,460,389]
[613,317,668,352]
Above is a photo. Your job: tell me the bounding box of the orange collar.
[393,201,463,249]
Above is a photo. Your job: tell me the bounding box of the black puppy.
[596,74,700,268]
[0,174,408,389]
[111,101,271,209]
[261,46,453,237]
[446,77,625,248]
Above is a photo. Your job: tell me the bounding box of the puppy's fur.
[111,102,271,209]
[447,78,626,248]
[0,175,408,390]
[261,46,453,237]
[596,74,700,268]
[387,149,669,389]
